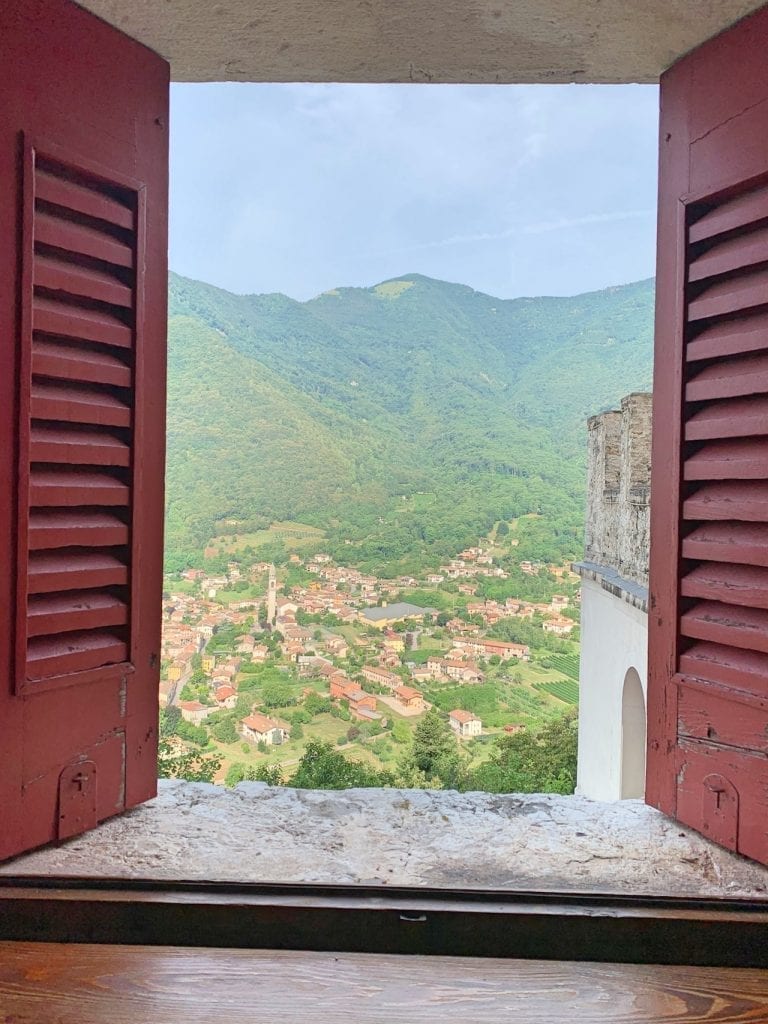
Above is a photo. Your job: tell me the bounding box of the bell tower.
[267,564,277,626]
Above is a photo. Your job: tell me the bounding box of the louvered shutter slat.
[30,469,129,506]
[27,591,128,637]
[682,522,768,567]
[34,166,134,230]
[686,312,768,362]
[679,642,768,694]
[35,210,133,268]
[33,295,132,349]
[683,480,768,520]
[31,382,131,426]
[688,223,768,282]
[34,252,133,308]
[686,352,768,401]
[28,510,128,549]
[27,632,128,680]
[30,425,130,466]
[680,601,768,651]
[16,150,138,691]
[32,339,132,388]
[685,395,768,440]
[680,562,768,608]
[684,439,768,479]
[687,265,768,321]
[688,184,768,244]
[27,552,129,594]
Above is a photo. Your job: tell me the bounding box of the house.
[394,686,425,710]
[409,666,434,684]
[177,701,215,726]
[542,617,575,636]
[330,678,379,719]
[361,666,401,690]
[325,636,349,657]
[443,660,484,684]
[452,638,530,662]
[550,595,570,611]
[449,709,482,738]
[240,712,286,746]
[214,686,237,709]
[201,654,216,673]
[382,632,405,653]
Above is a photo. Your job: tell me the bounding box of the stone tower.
[267,564,277,626]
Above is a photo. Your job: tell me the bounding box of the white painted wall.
[576,576,648,801]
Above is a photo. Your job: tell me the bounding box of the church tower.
[267,564,277,626]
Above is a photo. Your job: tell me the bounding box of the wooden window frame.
[0,877,766,967]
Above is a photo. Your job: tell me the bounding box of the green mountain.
[166,272,654,574]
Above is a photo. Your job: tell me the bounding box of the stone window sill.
[2,781,767,897]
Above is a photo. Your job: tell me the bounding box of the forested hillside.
[166,272,654,574]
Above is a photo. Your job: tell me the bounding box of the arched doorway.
[621,668,646,799]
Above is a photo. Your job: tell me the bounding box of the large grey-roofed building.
[359,603,438,627]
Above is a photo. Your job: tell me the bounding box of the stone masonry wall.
[584,393,651,586]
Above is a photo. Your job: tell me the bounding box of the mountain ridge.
[165,271,655,574]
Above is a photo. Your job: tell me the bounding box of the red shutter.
[0,0,168,861]
[648,6,768,866]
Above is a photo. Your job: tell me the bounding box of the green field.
[205,521,326,557]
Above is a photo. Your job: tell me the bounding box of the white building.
[449,709,482,739]
[574,393,651,802]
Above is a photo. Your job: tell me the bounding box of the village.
[160,537,581,783]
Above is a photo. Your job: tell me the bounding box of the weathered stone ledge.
[3,781,767,896]
[572,560,649,613]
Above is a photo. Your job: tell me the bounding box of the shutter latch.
[57,760,98,842]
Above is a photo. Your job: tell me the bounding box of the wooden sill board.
[1,942,767,1022]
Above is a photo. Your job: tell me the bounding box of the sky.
[170,83,659,303]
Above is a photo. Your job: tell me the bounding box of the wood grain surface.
[1,942,767,1023]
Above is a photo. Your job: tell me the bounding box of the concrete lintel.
[74,1,765,84]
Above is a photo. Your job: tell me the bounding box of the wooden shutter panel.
[17,142,138,692]
[0,0,168,862]
[647,6,768,867]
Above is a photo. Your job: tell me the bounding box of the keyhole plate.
[702,773,739,849]
[57,760,98,841]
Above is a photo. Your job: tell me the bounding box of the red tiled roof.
[449,709,477,723]
[242,712,280,733]
[395,686,422,700]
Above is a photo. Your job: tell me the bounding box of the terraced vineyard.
[547,654,580,681]
[535,680,580,705]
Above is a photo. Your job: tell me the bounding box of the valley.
[160,271,654,791]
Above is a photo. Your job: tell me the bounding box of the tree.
[406,708,461,786]
[291,740,391,789]
[496,521,510,537]
[391,718,410,744]
[261,679,296,707]
[158,740,221,783]
[470,710,577,795]
[210,716,238,744]
[159,705,182,738]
